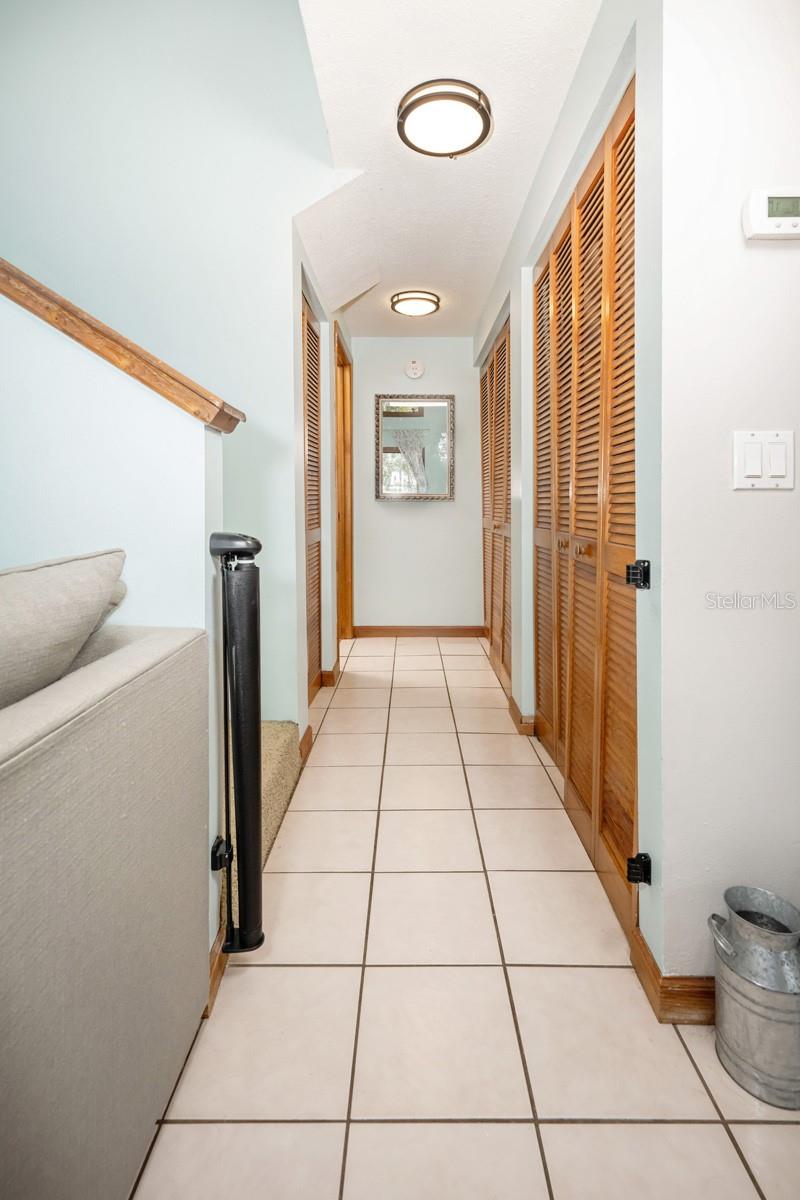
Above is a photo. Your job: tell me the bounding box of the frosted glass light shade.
[390,290,440,317]
[397,79,492,158]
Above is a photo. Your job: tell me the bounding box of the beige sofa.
[0,553,210,1199]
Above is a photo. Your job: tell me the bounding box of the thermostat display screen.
[768,196,800,218]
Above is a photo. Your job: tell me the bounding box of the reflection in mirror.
[375,394,454,501]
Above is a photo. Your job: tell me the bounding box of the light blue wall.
[351,337,482,627]
[0,0,352,943]
[0,0,351,723]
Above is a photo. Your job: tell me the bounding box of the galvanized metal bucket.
[709,886,800,1109]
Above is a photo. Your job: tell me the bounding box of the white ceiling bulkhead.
[297,0,601,336]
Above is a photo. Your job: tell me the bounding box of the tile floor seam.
[337,636,396,1200]
[129,1019,205,1197]
[673,1026,768,1200]
[226,961,638,970]
[156,1114,800,1127]
[438,638,557,1200]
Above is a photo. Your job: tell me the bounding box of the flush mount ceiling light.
[397,78,492,158]
[390,290,440,317]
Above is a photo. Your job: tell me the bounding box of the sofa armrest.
[0,626,205,766]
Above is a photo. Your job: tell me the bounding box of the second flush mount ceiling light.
[391,290,440,317]
[397,78,493,158]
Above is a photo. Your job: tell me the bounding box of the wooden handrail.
[0,258,245,433]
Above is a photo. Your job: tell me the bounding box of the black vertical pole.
[210,532,265,953]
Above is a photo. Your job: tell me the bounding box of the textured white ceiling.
[297,0,601,337]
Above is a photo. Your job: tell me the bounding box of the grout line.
[438,638,556,1200]
[673,1026,767,1200]
[264,868,597,874]
[287,806,564,813]
[128,1020,205,1197]
[227,961,635,970]
[156,1113,800,1127]
[336,637,396,1200]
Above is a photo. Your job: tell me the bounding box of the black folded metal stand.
[210,532,265,954]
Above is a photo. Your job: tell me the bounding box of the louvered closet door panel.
[534,273,552,531]
[480,366,493,629]
[554,232,573,537]
[306,540,322,685]
[556,539,570,760]
[553,229,573,764]
[303,298,322,699]
[606,116,636,553]
[534,545,554,733]
[565,171,604,828]
[599,577,636,867]
[567,559,596,815]
[533,270,555,741]
[573,173,604,541]
[490,325,511,688]
[598,109,637,886]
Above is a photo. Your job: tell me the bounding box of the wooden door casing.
[532,81,638,935]
[302,297,322,703]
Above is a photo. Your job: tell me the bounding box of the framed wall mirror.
[375,394,455,501]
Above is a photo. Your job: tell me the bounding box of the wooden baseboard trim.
[299,724,313,764]
[509,695,535,736]
[203,924,228,1018]
[352,625,487,638]
[321,659,340,687]
[630,927,715,1024]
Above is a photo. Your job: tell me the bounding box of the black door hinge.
[211,836,233,872]
[627,852,652,885]
[625,560,650,589]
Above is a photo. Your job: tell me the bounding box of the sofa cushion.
[0,549,125,708]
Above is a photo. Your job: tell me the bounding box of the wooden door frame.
[334,323,354,642]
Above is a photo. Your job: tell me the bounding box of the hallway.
[135,637,795,1199]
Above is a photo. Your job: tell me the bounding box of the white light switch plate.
[733,430,794,489]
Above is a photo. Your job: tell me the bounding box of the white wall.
[351,337,482,627]
[659,0,800,973]
[0,296,225,944]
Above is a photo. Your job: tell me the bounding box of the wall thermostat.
[742,191,800,239]
[405,359,425,379]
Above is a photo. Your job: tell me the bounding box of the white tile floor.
[135,636,798,1199]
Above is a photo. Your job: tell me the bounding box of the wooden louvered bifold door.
[480,322,512,691]
[593,103,637,928]
[532,81,637,935]
[302,297,322,703]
